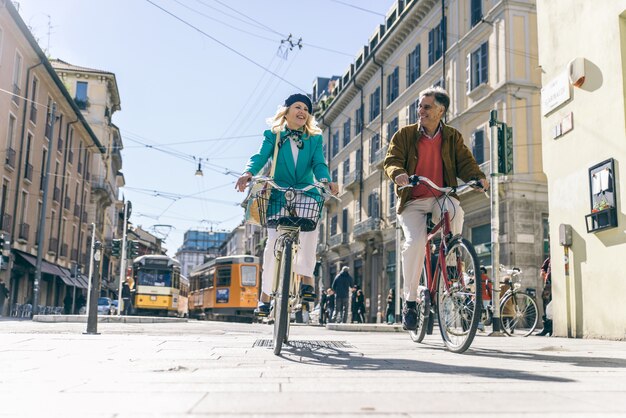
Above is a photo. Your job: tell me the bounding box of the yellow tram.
[188,255,259,321]
[132,255,187,317]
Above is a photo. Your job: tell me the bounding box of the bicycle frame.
[422,203,454,300]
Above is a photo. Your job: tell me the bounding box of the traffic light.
[497,124,513,175]
[127,240,139,259]
[111,239,122,258]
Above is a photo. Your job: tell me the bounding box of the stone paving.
[0,318,625,417]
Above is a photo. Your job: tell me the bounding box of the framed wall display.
[585,158,618,233]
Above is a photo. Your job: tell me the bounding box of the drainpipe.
[372,53,384,323]
[10,61,43,248]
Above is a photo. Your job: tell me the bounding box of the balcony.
[90,175,115,206]
[353,217,381,240]
[18,223,29,241]
[370,144,388,169]
[342,170,361,191]
[48,238,58,254]
[1,213,12,232]
[328,233,347,249]
[5,147,16,169]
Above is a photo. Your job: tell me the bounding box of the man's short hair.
[419,86,450,113]
[341,266,349,273]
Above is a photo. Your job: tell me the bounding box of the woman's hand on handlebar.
[327,182,339,196]
[235,172,252,192]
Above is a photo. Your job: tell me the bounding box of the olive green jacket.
[383,122,486,214]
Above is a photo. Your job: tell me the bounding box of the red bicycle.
[399,175,484,353]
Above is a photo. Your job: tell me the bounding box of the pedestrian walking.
[354,288,366,323]
[537,256,553,336]
[385,288,395,324]
[331,266,352,323]
[319,288,328,325]
[121,280,134,315]
[326,288,336,323]
[0,279,8,316]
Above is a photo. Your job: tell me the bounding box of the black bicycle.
[249,176,337,355]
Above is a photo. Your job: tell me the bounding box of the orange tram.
[188,255,260,322]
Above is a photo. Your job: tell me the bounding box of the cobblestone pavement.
[1,318,625,417]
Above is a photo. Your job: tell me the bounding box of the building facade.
[537,0,626,339]
[314,0,547,322]
[49,58,125,298]
[0,1,108,315]
[175,229,230,277]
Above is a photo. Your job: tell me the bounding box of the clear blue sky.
[17,0,392,254]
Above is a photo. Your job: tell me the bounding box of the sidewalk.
[1,319,625,417]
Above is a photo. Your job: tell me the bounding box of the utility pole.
[85,223,96,314]
[32,103,57,317]
[85,235,101,335]
[489,110,504,336]
[117,200,130,315]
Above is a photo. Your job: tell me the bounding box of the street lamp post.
[85,237,101,335]
[117,201,131,315]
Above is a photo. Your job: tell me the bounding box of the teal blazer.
[244,129,331,219]
[244,129,331,188]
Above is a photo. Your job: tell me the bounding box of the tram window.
[241,265,257,286]
[138,270,172,287]
[216,268,231,286]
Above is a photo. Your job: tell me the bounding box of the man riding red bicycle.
[383,87,489,331]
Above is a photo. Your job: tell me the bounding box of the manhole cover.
[253,339,353,349]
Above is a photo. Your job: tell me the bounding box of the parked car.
[97,297,114,315]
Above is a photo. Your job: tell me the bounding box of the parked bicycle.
[400,175,484,353]
[250,176,338,355]
[496,267,539,336]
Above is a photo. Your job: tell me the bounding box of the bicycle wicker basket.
[253,187,324,232]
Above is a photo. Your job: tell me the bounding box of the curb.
[32,315,188,324]
[326,323,404,332]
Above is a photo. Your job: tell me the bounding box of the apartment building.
[50,58,125,296]
[0,1,107,314]
[537,0,626,339]
[314,0,547,322]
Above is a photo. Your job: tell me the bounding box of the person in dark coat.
[537,257,552,336]
[331,266,352,323]
[354,289,366,323]
[326,288,336,323]
[121,280,134,315]
[319,289,328,325]
[385,288,396,324]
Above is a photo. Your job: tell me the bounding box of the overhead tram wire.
[144,0,306,93]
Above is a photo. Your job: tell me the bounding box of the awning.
[74,274,89,289]
[15,251,83,288]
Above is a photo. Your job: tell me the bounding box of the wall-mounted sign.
[541,72,571,116]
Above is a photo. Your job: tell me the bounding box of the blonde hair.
[266,105,322,136]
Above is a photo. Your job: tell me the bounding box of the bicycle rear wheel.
[436,237,481,353]
[409,263,430,343]
[273,239,292,355]
[500,292,539,337]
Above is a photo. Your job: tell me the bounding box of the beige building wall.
[537,0,626,339]
[315,0,546,322]
[0,1,106,312]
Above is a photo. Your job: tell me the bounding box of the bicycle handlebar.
[398,175,485,194]
[249,176,340,201]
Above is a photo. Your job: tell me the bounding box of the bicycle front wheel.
[273,239,292,355]
[500,292,539,337]
[436,237,481,353]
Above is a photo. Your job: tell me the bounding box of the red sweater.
[412,131,444,199]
